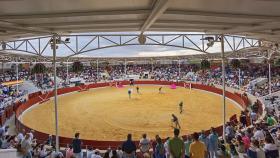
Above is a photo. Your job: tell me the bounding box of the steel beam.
[140,0,170,33]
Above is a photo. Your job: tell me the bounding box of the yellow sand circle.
[21,86,241,141]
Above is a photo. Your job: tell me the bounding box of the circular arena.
[13,80,250,149]
[19,82,242,141]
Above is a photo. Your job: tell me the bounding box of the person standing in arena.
[128,89,132,99]
[179,101,183,114]
[171,114,181,129]
[136,86,140,94]
[159,87,163,94]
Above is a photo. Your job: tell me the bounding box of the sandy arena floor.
[20,85,241,141]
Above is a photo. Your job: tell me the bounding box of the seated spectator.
[253,127,265,141]
[228,142,238,158]
[234,135,245,154]
[247,140,258,158]
[264,136,279,158]
[0,125,9,137]
[92,150,102,158]
[217,145,230,158]
[266,114,277,127]
[241,132,250,151]
[39,144,52,158]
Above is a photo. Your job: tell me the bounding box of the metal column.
[16,58,19,93]
[96,59,99,80]
[34,60,37,81]
[221,35,226,141]
[151,58,154,73]
[52,35,59,152]
[238,68,241,90]
[178,59,181,77]
[269,62,271,95]
[124,59,127,75]
[66,58,69,84]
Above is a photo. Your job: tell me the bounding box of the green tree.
[72,61,83,73]
[230,59,241,69]
[200,59,210,70]
[31,63,46,74]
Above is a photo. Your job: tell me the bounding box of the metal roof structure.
[0,0,280,41]
[0,0,279,61]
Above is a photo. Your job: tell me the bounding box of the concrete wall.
[0,149,19,158]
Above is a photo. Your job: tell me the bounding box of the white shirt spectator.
[139,137,150,153]
[253,129,265,141]
[116,149,123,158]
[87,149,95,158]
[21,138,32,154]
[17,132,24,143]
[164,140,170,158]
[91,153,102,158]
[264,143,278,151]
[39,148,48,158]
[50,151,64,158]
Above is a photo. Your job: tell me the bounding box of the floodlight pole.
[52,34,59,153]
[221,35,226,141]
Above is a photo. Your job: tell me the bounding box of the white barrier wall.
[0,149,19,158]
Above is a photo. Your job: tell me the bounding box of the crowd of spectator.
[53,63,280,97]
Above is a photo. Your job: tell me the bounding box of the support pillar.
[51,35,59,152]
[269,62,272,95]
[16,58,19,93]
[221,35,226,141]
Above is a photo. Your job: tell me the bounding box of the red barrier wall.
[15,81,257,149]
